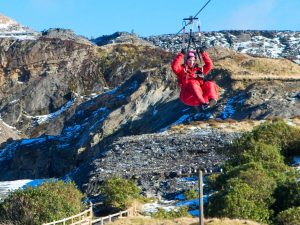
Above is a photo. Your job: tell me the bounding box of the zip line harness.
[177,0,212,79]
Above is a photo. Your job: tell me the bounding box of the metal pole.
[198,170,204,225]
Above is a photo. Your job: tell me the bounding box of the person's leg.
[187,81,206,105]
[202,81,218,101]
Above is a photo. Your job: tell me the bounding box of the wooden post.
[89,202,93,225]
[101,218,104,225]
[134,205,137,216]
[198,169,204,225]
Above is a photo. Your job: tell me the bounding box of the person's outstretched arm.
[171,51,184,75]
[201,51,213,75]
[197,46,213,75]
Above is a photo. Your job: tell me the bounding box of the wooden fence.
[42,203,137,225]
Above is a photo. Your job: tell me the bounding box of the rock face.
[0,67,183,180]
[0,33,106,135]
[93,32,154,47]
[71,128,240,197]
[0,26,172,138]
[145,30,300,64]
[0,120,20,144]
[0,14,39,40]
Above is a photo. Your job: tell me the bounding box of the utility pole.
[198,169,204,225]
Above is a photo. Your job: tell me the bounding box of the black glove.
[181,48,186,54]
[197,45,207,53]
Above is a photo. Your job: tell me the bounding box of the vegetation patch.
[206,120,300,224]
[152,206,190,219]
[99,176,142,210]
[0,180,85,225]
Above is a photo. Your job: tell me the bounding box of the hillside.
[0,14,299,205]
[0,14,300,225]
[0,27,300,183]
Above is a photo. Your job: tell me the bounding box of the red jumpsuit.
[171,52,218,107]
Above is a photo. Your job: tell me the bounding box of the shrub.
[205,173,222,191]
[230,120,300,157]
[273,181,300,214]
[220,162,279,191]
[207,120,300,224]
[0,180,84,225]
[276,207,300,225]
[99,176,141,210]
[207,180,271,224]
[184,188,199,200]
[226,171,276,206]
[152,206,189,219]
[228,141,283,167]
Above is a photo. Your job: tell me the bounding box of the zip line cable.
[176,0,212,35]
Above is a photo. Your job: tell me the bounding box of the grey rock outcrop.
[93,32,154,47]
[41,28,92,45]
[145,30,300,64]
[71,128,240,197]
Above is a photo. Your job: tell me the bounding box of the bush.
[273,181,300,214]
[0,180,84,225]
[205,173,222,191]
[276,207,300,225]
[227,171,276,205]
[207,120,300,224]
[220,162,279,192]
[152,206,189,219]
[99,176,141,209]
[230,120,300,157]
[184,188,199,200]
[228,141,283,167]
[207,180,271,224]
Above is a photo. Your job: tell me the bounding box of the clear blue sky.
[1,0,299,38]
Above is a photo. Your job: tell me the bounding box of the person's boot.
[208,99,217,107]
[202,99,217,111]
[201,103,209,111]
[194,106,201,113]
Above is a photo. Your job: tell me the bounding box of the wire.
[176,0,212,35]
[194,0,212,19]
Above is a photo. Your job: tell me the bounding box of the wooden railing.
[91,206,136,225]
[42,203,137,225]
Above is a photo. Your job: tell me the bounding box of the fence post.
[127,209,130,217]
[89,202,93,225]
[198,169,204,225]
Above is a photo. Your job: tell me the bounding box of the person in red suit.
[171,47,218,110]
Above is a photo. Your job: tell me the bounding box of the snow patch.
[28,99,76,124]
[220,93,245,119]
[0,179,53,201]
[159,114,190,132]
[20,137,47,146]
[0,118,17,130]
